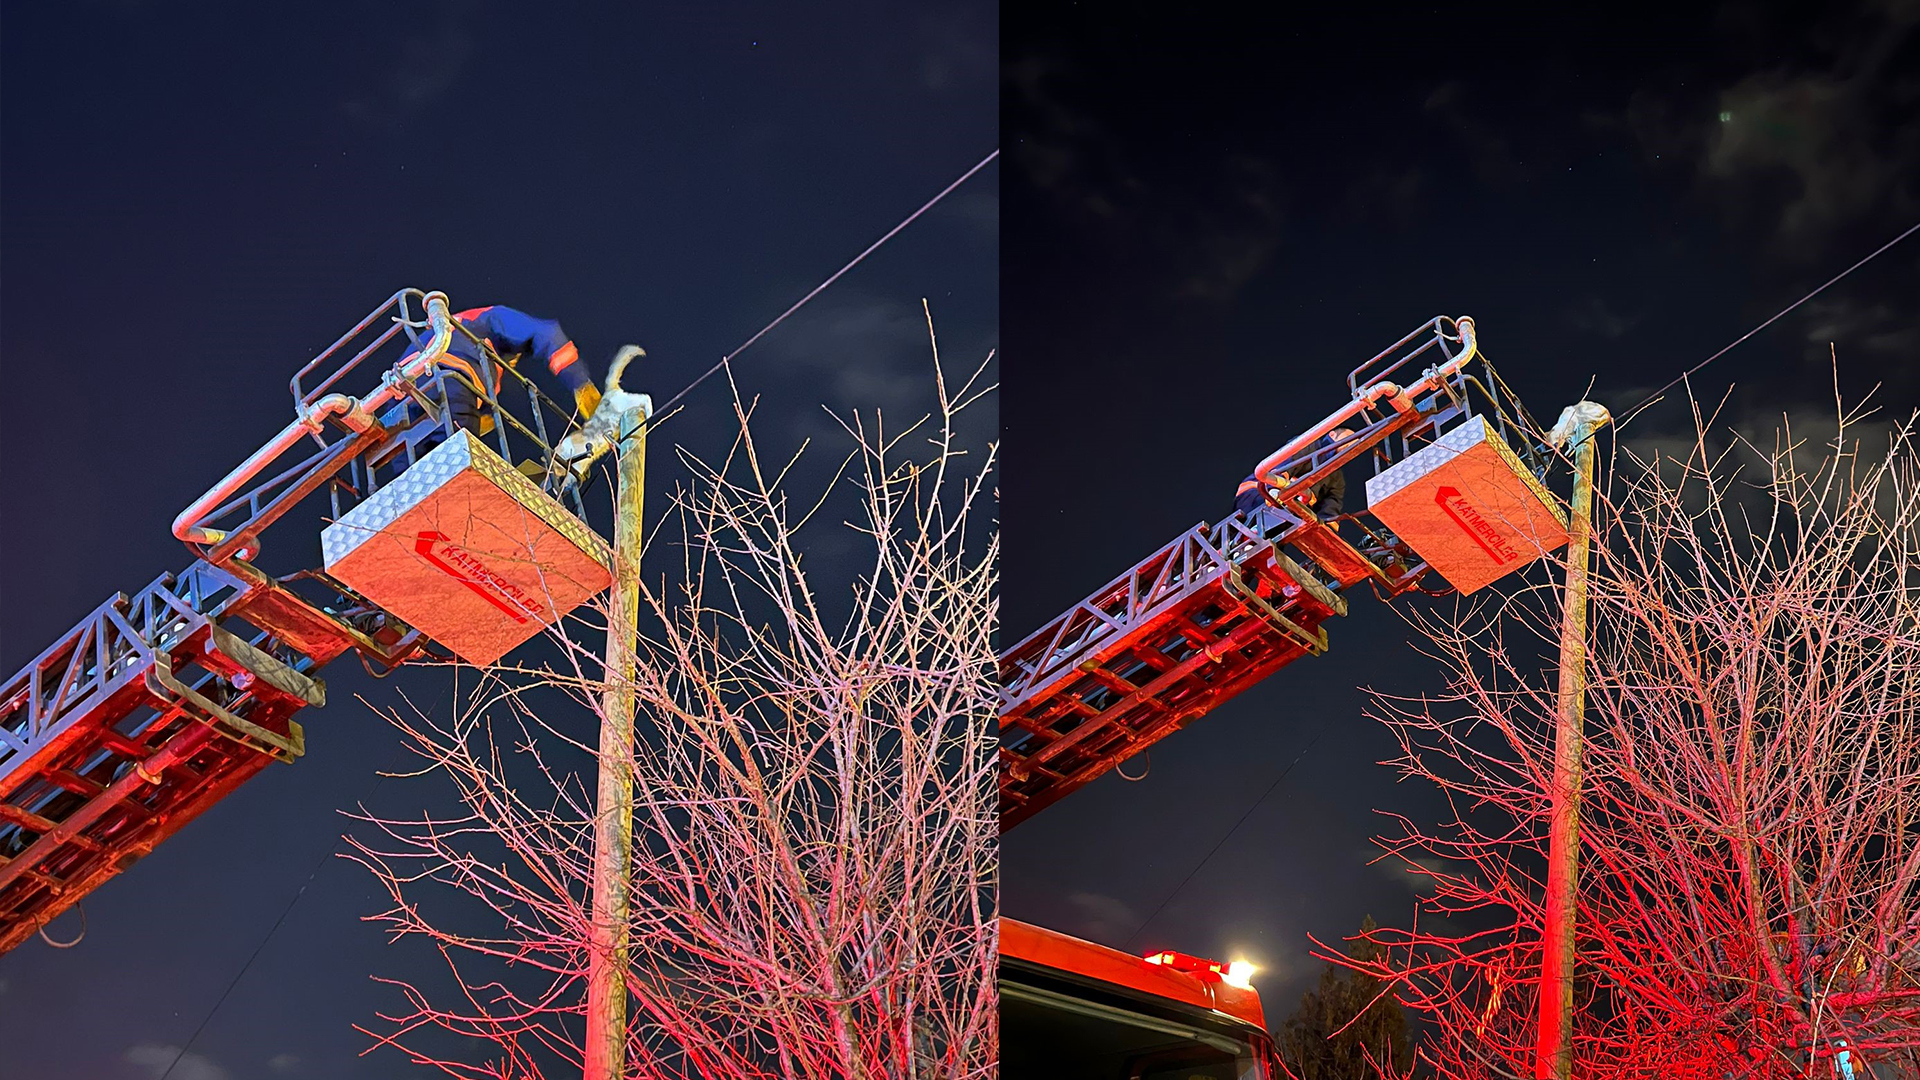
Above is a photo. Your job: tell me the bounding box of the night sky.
[0,4,993,1078]
[1002,0,1918,1029]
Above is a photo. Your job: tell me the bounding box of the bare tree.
[1279,915,1418,1080]
[1327,389,1920,1078]
[346,316,998,1080]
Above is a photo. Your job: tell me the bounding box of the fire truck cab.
[1001,918,1277,1079]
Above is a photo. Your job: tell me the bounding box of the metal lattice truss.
[0,557,423,951]
[999,514,1366,829]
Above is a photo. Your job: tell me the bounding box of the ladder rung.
[0,803,56,834]
[47,771,106,799]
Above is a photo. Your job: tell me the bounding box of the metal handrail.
[175,292,454,547]
[1344,315,1469,397]
[1252,316,1478,489]
[177,290,600,554]
[290,288,435,407]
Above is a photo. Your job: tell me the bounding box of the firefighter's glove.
[574,382,603,420]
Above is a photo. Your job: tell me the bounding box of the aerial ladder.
[998,315,1571,829]
[0,290,611,952]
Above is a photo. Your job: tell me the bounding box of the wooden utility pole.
[1536,402,1607,1080]
[585,407,646,1080]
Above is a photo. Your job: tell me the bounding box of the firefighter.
[403,304,602,436]
[1235,427,1355,531]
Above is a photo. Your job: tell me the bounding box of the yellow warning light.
[1223,960,1257,990]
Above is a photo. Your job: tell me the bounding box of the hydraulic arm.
[0,290,598,951]
[998,317,1563,829]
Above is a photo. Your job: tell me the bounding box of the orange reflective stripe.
[453,305,495,322]
[434,354,493,393]
[1236,480,1261,495]
[548,340,579,373]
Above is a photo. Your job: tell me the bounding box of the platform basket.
[1364,415,1569,595]
[321,430,612,665]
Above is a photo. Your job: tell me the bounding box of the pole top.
[617,404,649,448]
[1547,401,1612,451]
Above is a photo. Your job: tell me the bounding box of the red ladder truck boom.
[998,316,1572,1073]
[1000,315,1568,829]
[0,290,610,952]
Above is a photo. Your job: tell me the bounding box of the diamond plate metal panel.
[1364,416,1569,595]
[321,431,612,664]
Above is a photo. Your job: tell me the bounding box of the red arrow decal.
[1434,486,1519,565]
[415,530,532,624]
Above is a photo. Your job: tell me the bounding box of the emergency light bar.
[1143,950,1258,990]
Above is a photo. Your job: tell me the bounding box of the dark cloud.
[1619,2,1920,256]
[917,5,995,93]
[1707,72,1915,242]
[1005,54,1140,219]
[942,187,1001,238]
[1063,890,1141,943]
[1607,371,1905,514]
[1008,57,1287,305]
[1566,294,1643,340]
[739,289,993,450]
[341,0,481,127]
[1342,166,1428,225]
[124,1044,229,1080]
[1801,295,1920,361]
[1423,81,1529,186]
[1173,155,1287,303]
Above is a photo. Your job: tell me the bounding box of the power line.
[1121,725,1327,952]
[156,836,361,1080]
[155,685,446,1080]
[652,148,999,418]
[1620,218,1920,426]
